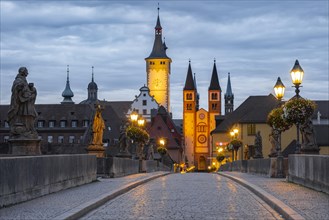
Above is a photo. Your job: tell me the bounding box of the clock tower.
[145,7,172,112]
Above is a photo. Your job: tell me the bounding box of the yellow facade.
[212,123,300,160]
[146,58,171,111]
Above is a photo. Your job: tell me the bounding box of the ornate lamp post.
[290,59,304,153]
[273,77,285,178]
[229,128,239,161]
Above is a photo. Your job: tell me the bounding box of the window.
[69,136,75,144]
[143,109,147,115]
[247,124,256,136]
[186,104,192,110]
[58,136,64,143]
[71,120,78,127]
[4,136,9,143]
[212,103,217,110]
[143,100,147,106]
[37,120,44,128]
[49,121,55,128]
[211,93,218,100]
[83,120,89,127]
[48,136,53,143]
[197,123,207,132]
[186,93,193,100]
[4,121,9,128]
[60,120,66,128]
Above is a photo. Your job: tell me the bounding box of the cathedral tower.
[145,7,172,112]
[225,72,234,114]
[183,61,197,165]
[88,66,98,102]
[208,60,222,133]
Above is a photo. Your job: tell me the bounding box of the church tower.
[225,72,234,114]
[183,61,197,165]
[208,60,221,132]
[145,7,172,112]
[88,66,98,102]
[61,65,74,104]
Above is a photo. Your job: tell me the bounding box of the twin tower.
[146,8,234,170]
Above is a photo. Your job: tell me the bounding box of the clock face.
[153,78,162,88]
[198,135,207,144]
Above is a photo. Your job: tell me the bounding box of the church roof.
[61,65,74,104]
[145,9,171,60]
[209,61,221,91]
[184,61,195,90]
[225,72,233,98]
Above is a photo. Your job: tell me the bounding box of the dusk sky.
[1,0,328,119]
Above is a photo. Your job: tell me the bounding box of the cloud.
[0,0,328,119]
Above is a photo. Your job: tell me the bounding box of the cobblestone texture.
[0,172,165,219]
[82,173,282,220]
[223,172,329,220]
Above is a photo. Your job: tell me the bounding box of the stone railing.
[288,154,329,194]
[0,154,97,208]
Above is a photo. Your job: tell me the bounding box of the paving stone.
[82,173,282,220]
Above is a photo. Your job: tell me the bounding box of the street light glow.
[274,77,285,100]
[290,59,304,86]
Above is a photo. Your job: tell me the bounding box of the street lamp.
[290,59,304,153]
[290,60,304,98]
[137,117,145,127]
[274,77,285,102]
[230,128,239,161]
[273,77,285,178]
[130,111,138,124]
[159,138,166,147]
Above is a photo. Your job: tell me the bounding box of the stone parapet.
[0,154,97,207]
[288,154,329,194]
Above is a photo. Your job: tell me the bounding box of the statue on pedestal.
[7,67,41,155]
[300,118,319,154]
[87,104,105,157]
[254,131,263,158]
[117,122,131,158]
[268,129,279,157]
[8,67,38,139]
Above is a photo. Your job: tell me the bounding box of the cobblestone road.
[82,173,282,220]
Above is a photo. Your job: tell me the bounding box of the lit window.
[83,120,89,127]
[58,136,64,143]
[60,121,66,128]
[37,120,44,128]
[247,124,256,136]
[48,136,53,143]
[69,136,75,144]
[4,136,9,142]
[49,121,55,128]
[71,120,77,127]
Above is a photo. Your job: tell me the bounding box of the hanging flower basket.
[267,107,291,132]
[126,125,149,144]
[284,98,316,124]
[230,140,242,151]
[157,146,167,155]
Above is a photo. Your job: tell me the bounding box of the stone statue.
[243,145,249,160]
[268,129,279,157]
[91,104,105,145]
[147,138,155,160]
[118,122,131,157]
[254,131,263,158]
[8,67,38,139]
[300,118,318,152]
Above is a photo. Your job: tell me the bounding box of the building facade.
[183,61,222,170]
[145,8,172,112]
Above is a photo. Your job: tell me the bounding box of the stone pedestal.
[8,138,41,155]
[87,144,105,158]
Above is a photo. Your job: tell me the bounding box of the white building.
[127,85,159,122]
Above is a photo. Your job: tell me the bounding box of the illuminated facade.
[145,8,172,112]
[183,61,222,170]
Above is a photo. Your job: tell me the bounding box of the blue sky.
[0,0,328,119]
